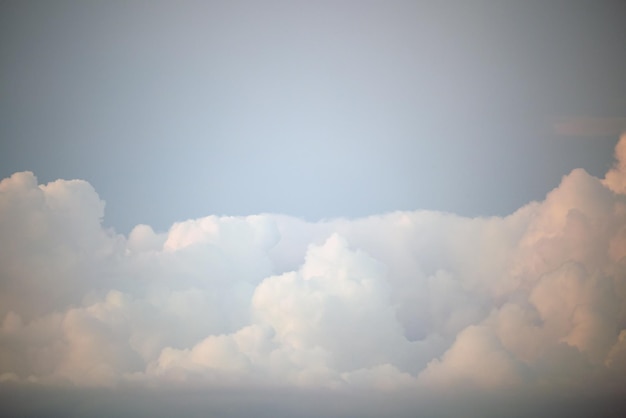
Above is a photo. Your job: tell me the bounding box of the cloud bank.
[2,135,626,415]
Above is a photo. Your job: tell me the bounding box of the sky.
[2,1,626,417]
[2,0,626,233]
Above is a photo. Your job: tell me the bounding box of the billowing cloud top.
[1,136,626,414]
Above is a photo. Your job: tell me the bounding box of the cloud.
[417,324,526,389]
[553,117,626,137]
[605,133,626,194]
[1,137,626,414]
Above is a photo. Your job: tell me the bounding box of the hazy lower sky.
[2,0,625,233]
[2,2,626,417]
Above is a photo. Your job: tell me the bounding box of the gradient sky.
[2,0,625,233]
[3,2,626,417]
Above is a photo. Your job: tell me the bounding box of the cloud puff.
[605,133,626,194]
[1,137,626,405]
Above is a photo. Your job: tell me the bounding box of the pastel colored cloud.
[1,136,626,408]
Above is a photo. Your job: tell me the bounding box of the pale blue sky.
[2,0,625,233]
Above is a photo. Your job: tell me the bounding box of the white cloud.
[604,133,626,194]
[1,136,626,402]
[417,324,525,389]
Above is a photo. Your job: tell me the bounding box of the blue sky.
[2,1,625,233]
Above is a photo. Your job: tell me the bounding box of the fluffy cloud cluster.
[2,136,626,399]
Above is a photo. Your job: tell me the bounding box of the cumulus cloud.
[605,132,626,194]
[2,137,626,414]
